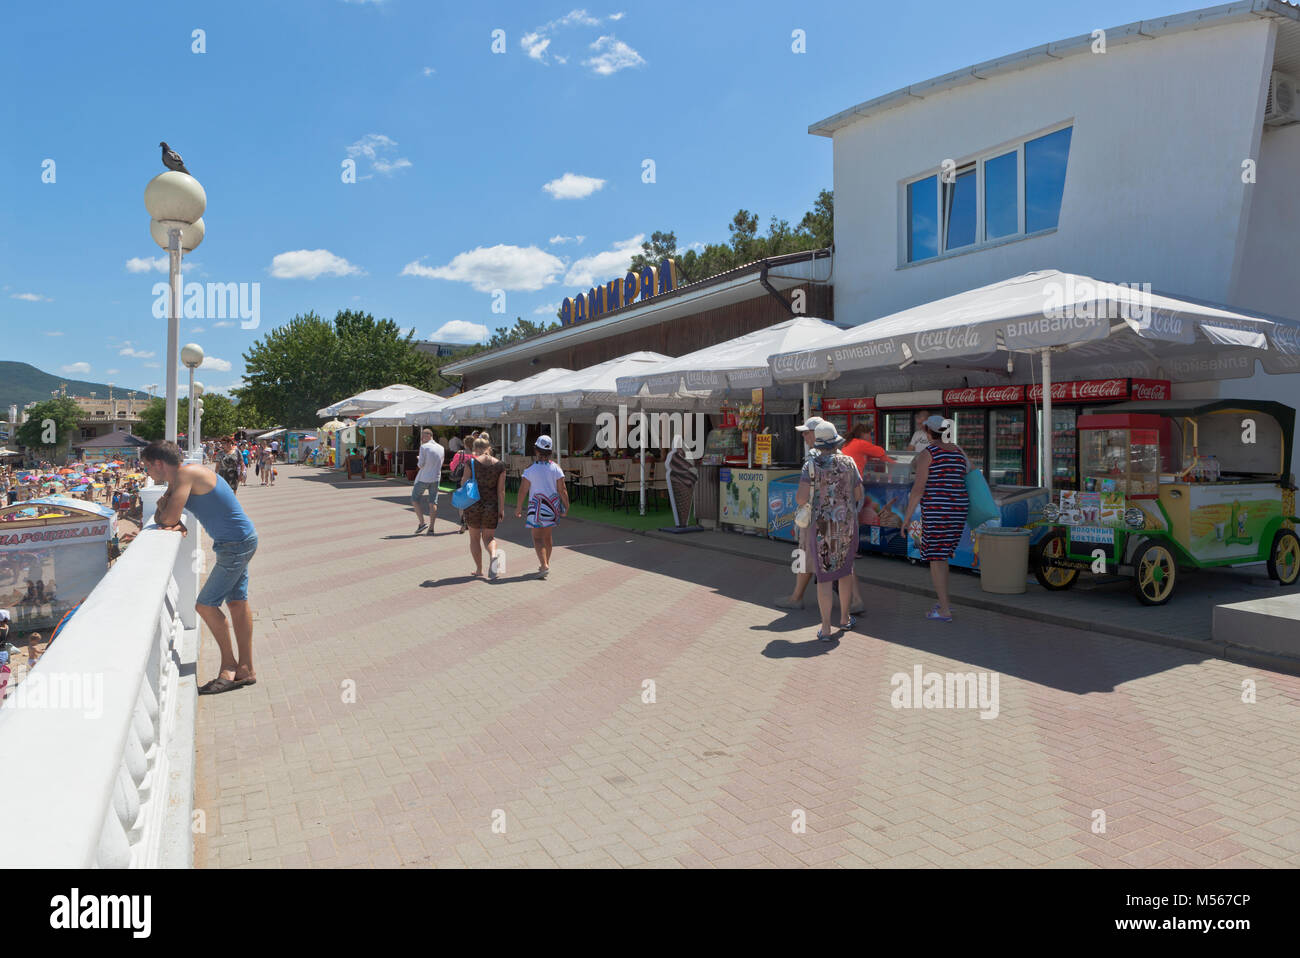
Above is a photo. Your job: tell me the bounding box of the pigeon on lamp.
[160,141,190,174]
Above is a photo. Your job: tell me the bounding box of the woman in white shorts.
[516,436,569,579]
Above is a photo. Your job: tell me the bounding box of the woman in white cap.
[795,422,864,641]
[903,414,969,622]
[516,436,569,579]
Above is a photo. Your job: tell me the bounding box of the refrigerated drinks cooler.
[821,398,878,445]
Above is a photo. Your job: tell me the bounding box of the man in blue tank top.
[141,440,259,695]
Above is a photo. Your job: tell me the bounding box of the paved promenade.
[193,465,1300,868]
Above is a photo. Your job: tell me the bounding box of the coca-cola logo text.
[774,351,824,374]
[1130,380,1170,401]
[914,326,981,355]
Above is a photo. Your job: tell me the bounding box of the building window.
[117,411,126,418]
[907,175,938,262]
[942,163,977,250]
[903,123,1072,264]
[1024,126,1072,233]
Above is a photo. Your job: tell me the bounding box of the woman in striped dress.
[904,415,969,622]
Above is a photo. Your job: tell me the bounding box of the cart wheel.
[1032,529,1079,591]
[1132,539,1177,605]
[1267,528,1300,585]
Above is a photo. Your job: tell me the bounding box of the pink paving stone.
[193,465,1300,869]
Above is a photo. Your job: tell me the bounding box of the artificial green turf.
[436,482,676,532]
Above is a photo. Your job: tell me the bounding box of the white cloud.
[549,234,586,245]
[521,10,626,65]
[61,362,91,375]
[543,172,605,200]
[270,249,365,280]
[583,35,645,75]
[213,320,235,328]
[200,356,232,372]
[120,347,157,359]
[45,330,63,336]
[125,256,196,273]
[11,292,50,302]
[563,235,644,288]
[422,66,436,76]
[429,320,489,344]
[106,369,120,375]
[143,362,161,369]
[533,302,561,315]
[346,134,411,178]
[192,326,206,333]
[402,245,565,293]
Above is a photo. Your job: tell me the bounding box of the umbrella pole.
[802,382,809,423]
[640,404,646,516]
[1041,348,1053,499]
[555,409,561,455]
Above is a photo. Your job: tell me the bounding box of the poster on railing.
[0,497,115,635]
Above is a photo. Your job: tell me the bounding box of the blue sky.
[0,0,1185,397]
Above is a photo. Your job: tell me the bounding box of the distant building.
[414,341,471,360]
[70,396,145,442]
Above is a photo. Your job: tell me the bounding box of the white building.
[815,0,1300,420]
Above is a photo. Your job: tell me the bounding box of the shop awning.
[767,270,1300,389]
[316,384,437,418]
[617,317,843,400]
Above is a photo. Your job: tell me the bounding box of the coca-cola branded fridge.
[819,397,878,444]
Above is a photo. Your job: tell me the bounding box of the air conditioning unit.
[1264,71,1300,126]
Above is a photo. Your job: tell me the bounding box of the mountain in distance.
[0,361,151,414]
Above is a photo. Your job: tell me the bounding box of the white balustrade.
[0,520,200,867]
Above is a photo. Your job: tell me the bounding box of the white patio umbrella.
[317,384,436,418]
[418,380,515,428]
[357,394,451,472]
[767,270,1300,496]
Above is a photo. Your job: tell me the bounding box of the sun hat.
[923,414,952,433]
[795,416,827,432]
[535,436,553,451]
[813,422,845,449]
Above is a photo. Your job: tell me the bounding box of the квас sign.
[560,258,679,326]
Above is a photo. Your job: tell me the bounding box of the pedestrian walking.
[795,422,864,641]
[777,418,865,617]
[448,441,476,534]
[516,436,569,580]
[135,440,259,694]
[903,415,969,622]
[411,428,444,535]
[458,436,507,579]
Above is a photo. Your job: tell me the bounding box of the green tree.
[234,310,445,426]
[136,397,167,441]
[16,397,82,456]
[799,188,834,250]
[629,230,681,275]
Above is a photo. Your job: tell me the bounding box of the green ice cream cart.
[1032,400,1299,605]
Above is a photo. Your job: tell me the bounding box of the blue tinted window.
[1025,127,1072,233]
[908,176,938,261]
[944,166,976,250]
[984,150,1018,239]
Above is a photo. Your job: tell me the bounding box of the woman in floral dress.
[796,422,864,641]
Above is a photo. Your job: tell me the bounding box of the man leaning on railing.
[132,440,260,696]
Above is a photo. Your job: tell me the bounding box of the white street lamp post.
[181,344,204,457]
[144,171,206,444]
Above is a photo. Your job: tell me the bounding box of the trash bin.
[977,527,1030,594]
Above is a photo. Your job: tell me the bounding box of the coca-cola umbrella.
[768,269,1300,495]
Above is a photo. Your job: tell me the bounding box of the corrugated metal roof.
[809,1,1300,136]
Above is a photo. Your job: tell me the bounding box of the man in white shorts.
[411,428,445,535]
